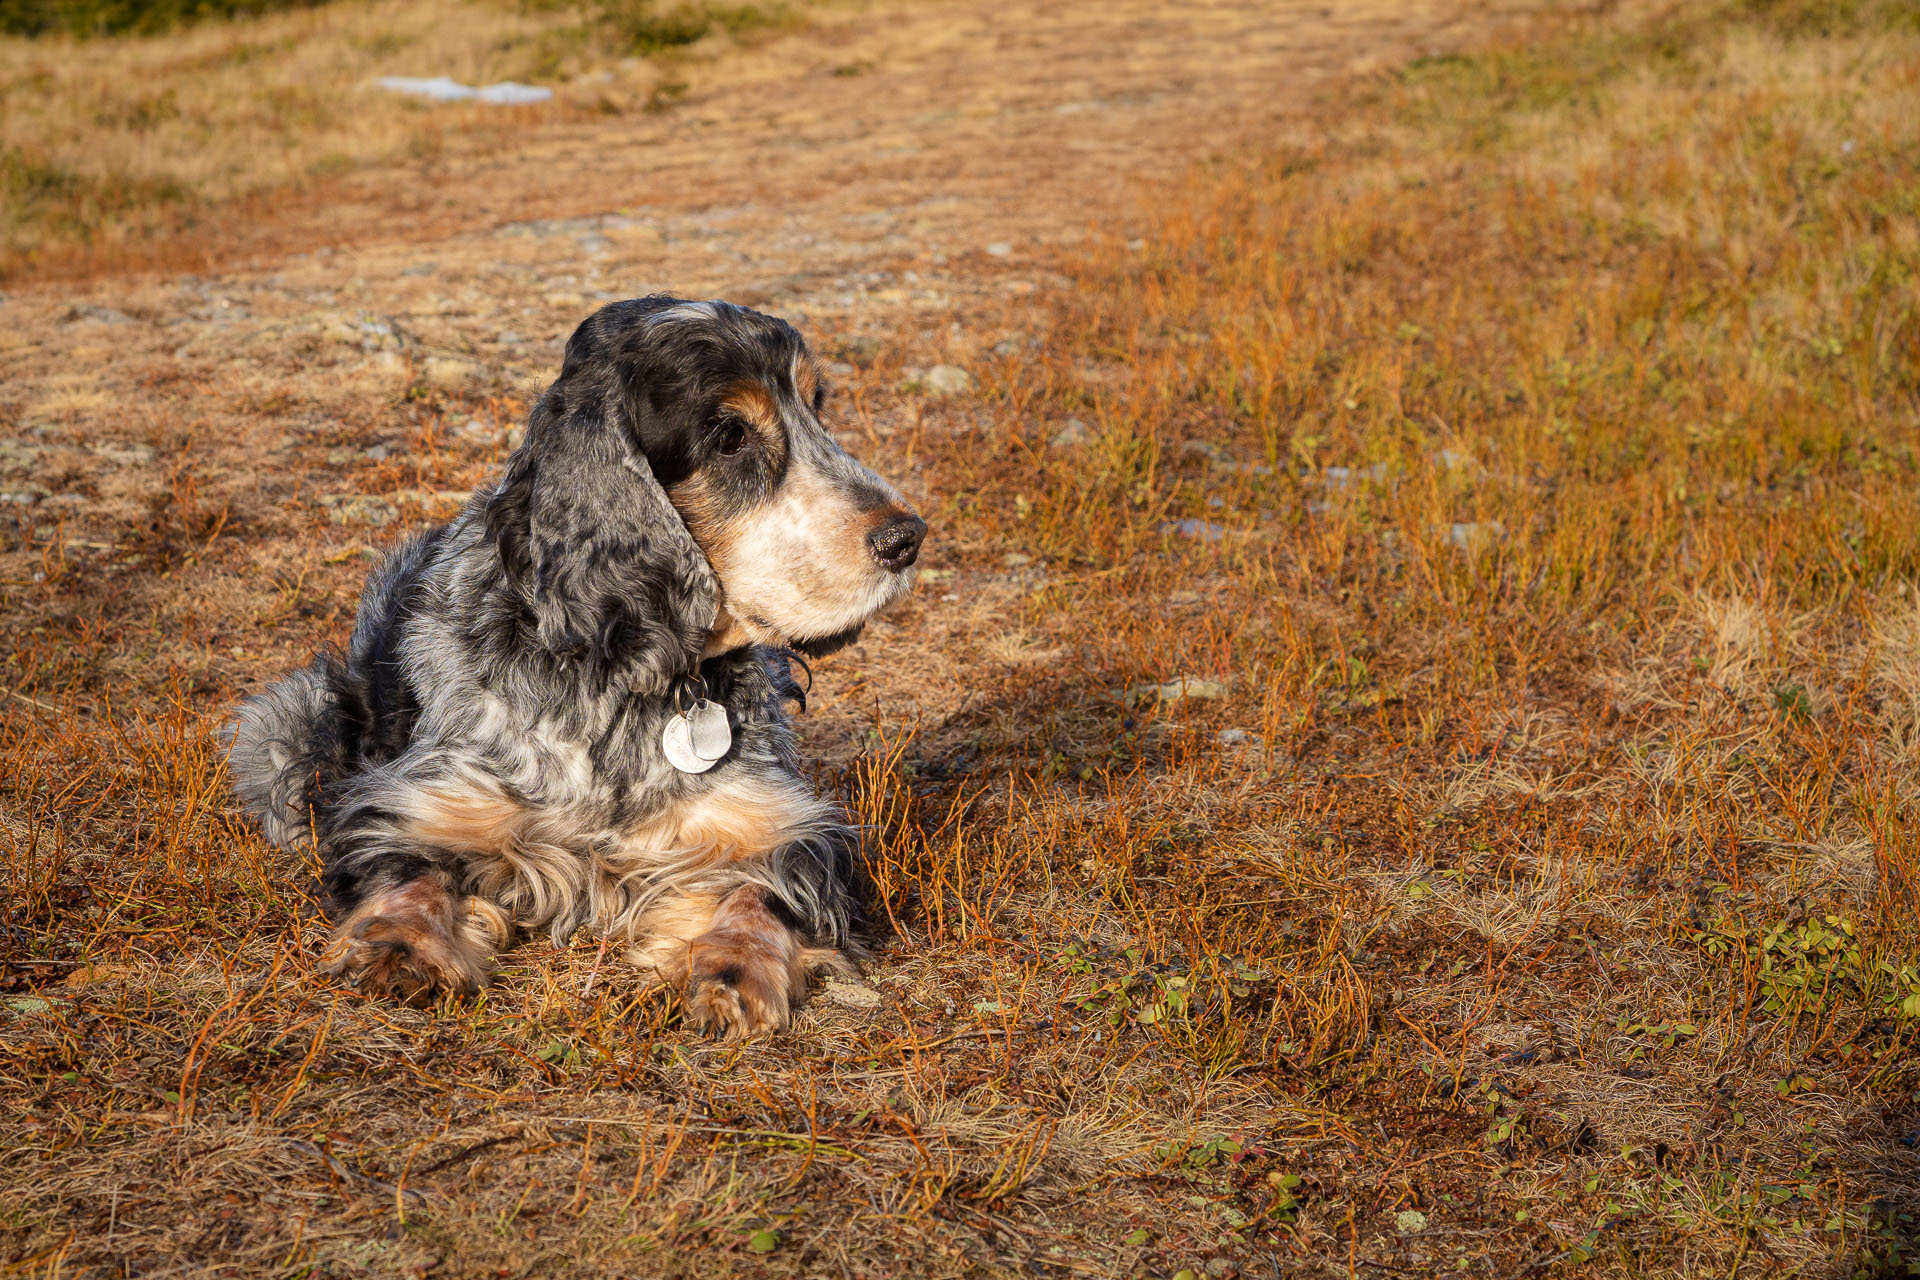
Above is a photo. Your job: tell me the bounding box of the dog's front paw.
[678,886,810,1038]
[319,880,493,1003]
[683,943,795,1037]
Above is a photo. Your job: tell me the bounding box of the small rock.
[1217,728,1251,745]
[985,242,1013,258]
[1323,463,1390,490]
[1002,552,1033,567]
[1160,519,1228,541]
[363,443,391,462]
[1446,520,1506,551]
[321,494,398,526]
[1130,676,1229,704]
[822,980,881,1008]
[393,488,471,508]
[66,303,134,325]
[921,364,973,396]
[1050,418,1092,447]
[0,440,41,473]
[88,442,158,468]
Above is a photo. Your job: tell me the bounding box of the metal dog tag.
[662,699,731,774]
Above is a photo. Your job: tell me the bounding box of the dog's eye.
[714,419,749,457]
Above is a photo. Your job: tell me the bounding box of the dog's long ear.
[486,385,717,695]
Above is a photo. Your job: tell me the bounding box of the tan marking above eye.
[719,381,780,430]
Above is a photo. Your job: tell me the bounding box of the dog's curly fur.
[226,296,925,1034]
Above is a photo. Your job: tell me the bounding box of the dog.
[226,296,925,1035]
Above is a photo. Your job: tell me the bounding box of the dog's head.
[486,296,925,692]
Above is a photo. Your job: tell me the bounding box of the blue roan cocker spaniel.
[227,297,926,1035]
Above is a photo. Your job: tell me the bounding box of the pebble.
[66,303,135,325]
[1050,418,1091,447]
[821,980,881,1008]
[1447,519,1506,551]
[1160,518,1228,541]
[1130,676,1229,704]
[88,442,158,467]
[922,364,973,395]
[321,494,398,526]
[985,242,1013,258]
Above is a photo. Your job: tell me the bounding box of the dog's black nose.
[869,514,927,571]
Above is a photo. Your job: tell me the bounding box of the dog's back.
[225,526,449,849]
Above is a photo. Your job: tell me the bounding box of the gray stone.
[88,442,158,468]
[1446,520,1506,551]
[66,304,134,325]
[922,364,973,396]
[1160,518,1228,541]
[321,494,398,526]
[1050,418,1092,447]
[821,980,881,1008]
[1129,676,1229,704]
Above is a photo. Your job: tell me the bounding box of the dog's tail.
[222,658,346,850]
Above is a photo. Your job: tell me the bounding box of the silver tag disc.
[686,698,732,759]
[662,700,732,774]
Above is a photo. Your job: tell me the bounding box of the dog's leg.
[624,883,849,1037]
[318,874,511,1002]
[314,761,524,1001]
[682,884,825,1036]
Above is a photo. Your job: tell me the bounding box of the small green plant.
[1153,1131,1264,1171]
[1691,913,1920,1020]
[1615,1017,1699,1060]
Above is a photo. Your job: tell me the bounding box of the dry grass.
[0,0,881,273]
[5,0,1920,1275]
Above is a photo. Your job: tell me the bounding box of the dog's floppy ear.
[486,383,717,695]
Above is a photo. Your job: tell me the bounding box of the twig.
[3,687,58,713]
[284,1138,425,1207]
